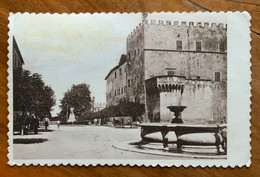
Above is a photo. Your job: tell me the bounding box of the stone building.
[13,36,24,70]
[105,20,227,124]
[105,54,127,106]
[93,102,106,112]
[13,36,25,122]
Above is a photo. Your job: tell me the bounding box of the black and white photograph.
[8,12,251,166]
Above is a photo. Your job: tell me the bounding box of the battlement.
[94,102,106,107]
[142,19,226,28]
[127,22,143,42]
[127,19,227,42]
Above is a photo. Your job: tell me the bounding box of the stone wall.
[181,81,213,124]
[146,78,216,124]
[141,20,227,81]
[126,23,146,104]
[106,62,127,106]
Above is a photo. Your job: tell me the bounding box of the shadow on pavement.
[128,141,226,156]
[13,138,48,144]
[38,129,54,132]
[129,141,147,150]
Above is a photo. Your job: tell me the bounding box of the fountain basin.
[167,106,187,124]
[167,106,187,112]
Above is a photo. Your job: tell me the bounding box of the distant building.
[105,20,227,124]
[93,102,106,112]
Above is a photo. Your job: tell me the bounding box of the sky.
[10,12,227,116]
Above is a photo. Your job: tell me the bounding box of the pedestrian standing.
[57,120,61,129]
[43,115,50,130]
[32,115,39,134]
[24,113,30,134]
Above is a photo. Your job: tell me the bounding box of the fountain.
[167,106,187,124]
[138,76,227,156]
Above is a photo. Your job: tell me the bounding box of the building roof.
[105,54,127,80]
[13,36,25,64]
[118,54,127,65]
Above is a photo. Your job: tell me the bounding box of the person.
[57,120,61,129]
[31,115,39,134]
[43,115,50,130]
[24,113,30,134]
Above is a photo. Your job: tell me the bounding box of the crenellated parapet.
[145,75,213,94]
[141,19,226,28]
[127,19,227,42]
[127,22,144,43]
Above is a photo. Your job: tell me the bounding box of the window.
[166,68,175,76]
[219,42,225,52]
[124,86,127,92]
[109,93,111,98]
[115,71,117,78]
[197,76,201,80]
[176,40,182,50]
[131,79,133,85]
[115,89,117,96]
[121,87,123,94]
[196,41,201,51]
[119,68,122,75]
[118,89,120,95]
[167,70,175,76]
[128,79,131,87]
[128,52,131,59]
[214,72,221,82]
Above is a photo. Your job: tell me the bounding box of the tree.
[13,69,56,119]
[59,83,92,122]
[95,99,145,127]
[117,99,145,127]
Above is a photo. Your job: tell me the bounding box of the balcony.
[145,75,186,94]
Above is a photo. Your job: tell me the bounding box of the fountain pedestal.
[167,106,187,124]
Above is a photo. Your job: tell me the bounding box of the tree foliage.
[92,99,145,122]
[13,69,56,119]
[117,99,145,121]
[59,83,92,122]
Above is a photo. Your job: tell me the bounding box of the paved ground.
[13,125,179,159]
[113,140,226,159]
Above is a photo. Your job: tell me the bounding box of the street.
[13,125,177,159]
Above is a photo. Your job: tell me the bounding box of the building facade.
[105,20,227,124]
[93,102,106,112]
[13,36,24,71]
[13,36,25,116]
